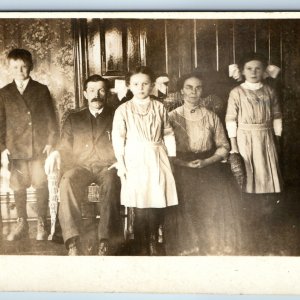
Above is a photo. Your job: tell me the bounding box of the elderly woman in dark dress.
[164,72,240,256]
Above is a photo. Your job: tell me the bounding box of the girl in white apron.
[226,52,283,254]
[112,66,178,255]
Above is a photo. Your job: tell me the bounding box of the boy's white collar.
[15,77,30,88]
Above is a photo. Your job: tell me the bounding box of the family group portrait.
[0,14,300,260]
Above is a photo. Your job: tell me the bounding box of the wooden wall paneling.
[195,19,235,105]
[87,19,101,75]
[72,18,88,107]
[216,20,219,72]
[139,21,147,67]
[265,20,283,106]
[280,20,300,183]
[233,20,256,65]
[193,19,197,69]
[122,21,128,73]
[99,19,106,75]
[269,20,282,67]
[218,20,234,77]
[127,20,142,71]
[217,20,234,76]
[144,19,166,76]
[209,20,235,105]
[164,20,168,74]
[177,20,193,76]
[72,19,80,108]
[254,19,269,59]
[196,20,217,72]
[165,20,180,92]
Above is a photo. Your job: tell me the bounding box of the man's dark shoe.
[98,239,110,256]
[7,218,29,241]
[67,237,80,256]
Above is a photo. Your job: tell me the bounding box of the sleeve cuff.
[226,121,237,138]
[112,137,125,157]
[273,118,282,136]
[164,135,176,157]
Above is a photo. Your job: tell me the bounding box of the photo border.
[1,11,300,297]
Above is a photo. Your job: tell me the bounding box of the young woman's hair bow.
[228,64,281,81]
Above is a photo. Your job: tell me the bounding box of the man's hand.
[108,162,127,180]
[44,150,61,175]
[1,149,10,167]
[43,145,53,157]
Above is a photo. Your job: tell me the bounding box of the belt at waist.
[126,140,163,147]
[238,122,272,131]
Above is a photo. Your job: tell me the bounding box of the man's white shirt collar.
[89,107,104,118]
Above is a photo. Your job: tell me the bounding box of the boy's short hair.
[7,49,33,69]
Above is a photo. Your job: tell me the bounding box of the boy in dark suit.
[0,49,58,241]
[45,75,122,255]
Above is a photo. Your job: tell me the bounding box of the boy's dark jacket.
[0,78,58,159]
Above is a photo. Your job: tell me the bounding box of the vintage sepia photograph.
[0,12,300,293]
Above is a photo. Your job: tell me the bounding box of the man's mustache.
[91,97,105,102]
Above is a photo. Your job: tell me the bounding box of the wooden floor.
[0,239,67,256]
[0,218,163,256]
[1,184,300,256]
[0,235,163,256]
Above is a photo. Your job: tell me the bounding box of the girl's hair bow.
[228,63,281,81]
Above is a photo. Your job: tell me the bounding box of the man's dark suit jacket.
[0,78,58,159]
[59,106,116,171]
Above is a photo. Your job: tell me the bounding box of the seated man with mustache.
[45,75,122,256]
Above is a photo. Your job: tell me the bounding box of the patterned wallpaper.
[0,19,76,120]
